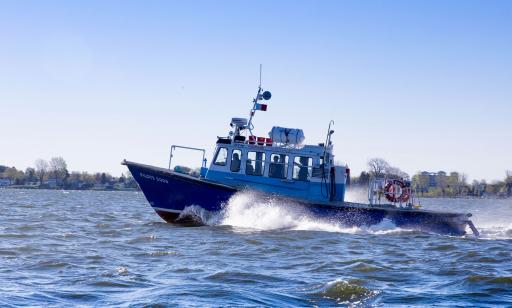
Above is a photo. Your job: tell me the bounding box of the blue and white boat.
[122,78,479,236]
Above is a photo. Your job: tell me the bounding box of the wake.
[180,192,407,235]
[178,192,512,239]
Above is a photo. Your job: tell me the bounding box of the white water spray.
[181,192,404,234]
[344,186,369,203]
[179,192,512,239]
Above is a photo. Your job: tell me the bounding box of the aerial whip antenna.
[259,64,262,88]
[247,64,271,136]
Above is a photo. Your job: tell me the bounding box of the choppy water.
[0,189,511,307]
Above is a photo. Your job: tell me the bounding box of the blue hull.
[124,161,473,236]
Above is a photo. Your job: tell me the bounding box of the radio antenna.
[259,64,262,87]
[248,64,271,136]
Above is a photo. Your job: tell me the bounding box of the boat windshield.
[213,147,228,166]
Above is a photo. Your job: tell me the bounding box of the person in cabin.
[278,155,286,178]
[246,159,254,175]
[298,157,309,181]
[269,155,284,178]
[231,152,241,172]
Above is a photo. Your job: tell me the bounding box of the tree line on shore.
[2,156,511,197]
[0,157,139,190]
[351,158,512,198]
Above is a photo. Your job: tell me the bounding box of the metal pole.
[168,146,175,169]
[168,145,207,170]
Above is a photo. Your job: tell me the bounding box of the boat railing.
[168,145,207,170]
[368,177,415,207]
[368,178,386,205]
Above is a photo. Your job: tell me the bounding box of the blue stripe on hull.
[125,161,468,236]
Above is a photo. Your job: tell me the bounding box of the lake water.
[1,189,511,307]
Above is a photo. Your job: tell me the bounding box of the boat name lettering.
[140,172,168,184]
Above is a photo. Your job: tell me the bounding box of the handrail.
[168,145,207,170]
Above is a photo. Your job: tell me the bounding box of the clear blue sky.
[1,0,511,181]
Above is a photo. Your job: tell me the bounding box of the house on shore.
[0,178,11,187]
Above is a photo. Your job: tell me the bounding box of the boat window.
[312,157,325,178]
[213,147,228,166]
[269,153,288,179]
[293,156,312,181]
[230,149,242,172]
[246,151,265,176]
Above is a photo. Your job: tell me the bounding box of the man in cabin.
[277,155,286,178]
[231,152,241,172]
[246,159,254,175]
[298,157,309,181]
[269,155,284,178]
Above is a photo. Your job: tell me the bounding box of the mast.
[323,120,335,164]
[247,64,271,136]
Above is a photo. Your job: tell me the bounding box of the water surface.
[0,189,511,306]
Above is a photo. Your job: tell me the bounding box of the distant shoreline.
[3,187,510,201]
[1,186,140,192]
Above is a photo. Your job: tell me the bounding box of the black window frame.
[292,156,313,182]
[246,151,266,176]
[268,153,289,179]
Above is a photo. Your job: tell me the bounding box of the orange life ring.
[384,179,410,203]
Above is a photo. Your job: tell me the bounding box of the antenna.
[323,120,335,160]
[259,64,262,88]
[247,64,270,136]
